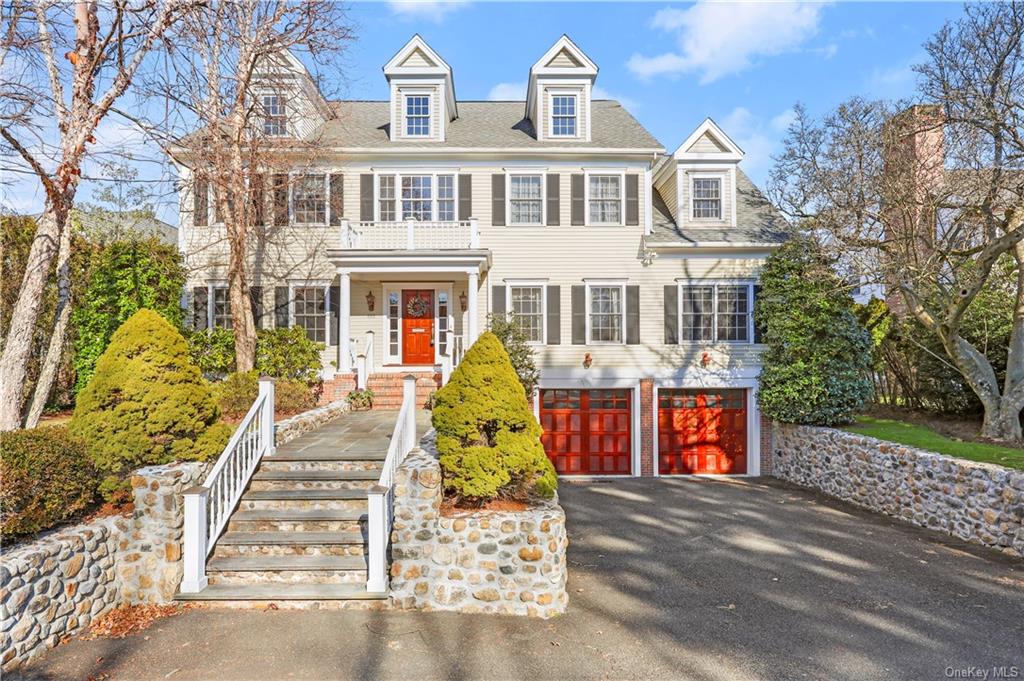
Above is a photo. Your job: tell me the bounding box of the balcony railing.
[340,218,479,250]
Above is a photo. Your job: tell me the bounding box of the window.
[405,94,431,137]
[292,286,327,343]
[262,94,286,136]
[212,287,232,329]
[509,175,543,225]
[292,175,326,224]
[509,285,544,343]
[692,177,722,219]
[401,175,432,220]
[378,175,396,221]
[677,282,756,344]
[437,175,455,221]
[551,94,577,137]
[588,284,624,343]
[387,291,400,357]
[588,175,622,225]
[438,291,450,355]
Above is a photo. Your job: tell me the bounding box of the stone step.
[217,531,364,546]
[257,460,383,473]
[230,509,366,523]
[227,508,366,533]
[265,450,387,462]
[241,489,368,501]
[176,583,386,601]
[252,469,380,481]
[237,497,368,512]
[249,479,378,492]
[208,555,367,572]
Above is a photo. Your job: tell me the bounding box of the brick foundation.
[639,379,655,476]
[320,371,441,410]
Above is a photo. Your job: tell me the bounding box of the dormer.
[384,35,457,142]
[252,49,333,139]
[526,35,598,142]
[655,118,745,229]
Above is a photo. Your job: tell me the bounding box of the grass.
[844,416,1024,471]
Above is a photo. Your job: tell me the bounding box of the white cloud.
[592,85,638,113]
[388,0,469,23]
[628,1,830,84]
[718,106,795,185]
[487,81,526,101]
[769,108,797,133]
[866,59,920,98]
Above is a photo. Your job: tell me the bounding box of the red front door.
[402,290,434,364]
[658,389,747,474]
[540,389,632,475]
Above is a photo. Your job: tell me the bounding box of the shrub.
[70,309,228,500]
[488,314,540,398]
[755,238,873,425]
[255,327,323,384]
[345,389,374,410]
[431,332,557,504]
[188,327,236,377]
[1,426,99,538]
[212,371,316,419]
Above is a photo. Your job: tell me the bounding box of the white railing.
[356,331,374,390]
[180,378,276,594]
[365,375,418,594]
[439,331,466,386]
[341,218,479,250]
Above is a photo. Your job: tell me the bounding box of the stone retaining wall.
[773,424,1024,558]
[389,437,569,618]
[274,399,348,446]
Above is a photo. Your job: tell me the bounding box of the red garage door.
[658,389,747,474]
[540,389,632,475]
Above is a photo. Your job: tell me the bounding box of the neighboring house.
[177,35,788,479]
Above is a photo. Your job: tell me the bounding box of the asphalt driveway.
[13,477,1024,681]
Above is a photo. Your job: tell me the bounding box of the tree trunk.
[981,399,1023,441]
[24,216,74,428]
[0,206,64,430]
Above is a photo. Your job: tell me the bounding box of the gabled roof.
[526,35,598,120]
[673,118,744,162]
[383,35,457,119]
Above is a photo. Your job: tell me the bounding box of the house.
[177,35,788,479]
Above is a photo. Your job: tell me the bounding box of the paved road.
[13,477,1024,681]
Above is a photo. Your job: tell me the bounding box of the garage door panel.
[658,389,747,475]
[540,389,631,476]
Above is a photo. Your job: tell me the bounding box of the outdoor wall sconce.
[701,352,712,367]
[582,352,593,369]
[365,291,375,311]
[459,291,468,312]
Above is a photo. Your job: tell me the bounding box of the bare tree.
[769,3,1024,441]
[142,1,351,372]
[0,0,185,430]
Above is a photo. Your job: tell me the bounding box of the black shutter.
[329,284,340,345]
[273,174,288,226]
[491,285,506,316]
[491,174,505,226]
[753,285,765,344]
[193,287,208,330]
[664,284,679,345]
[546,173,560,226]
[546,285,561,345]
[250,174,265,226]
[249,286,263,329]
[458,174,472,221]
[571,285,586,345]
[274,286,290,328]
[570,174,584,226]
[625,174,639,226]
[329,173,344,226]
[626,285,640,345]
[360,174,374,222]
[193,178,208,227]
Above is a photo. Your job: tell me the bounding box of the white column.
[467,271,479,346]
[180,486,209,594]
[339,270,352,372]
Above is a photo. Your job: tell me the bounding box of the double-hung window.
[692,177,722,219]
[508,284,545,344]
[509,175,543,225]
[212,286,232,329]
[437,175,455,221]
[588,175,622,225]
[401,175,432,220]
[551,94,577,137]
[677,282,755,343]
[291,285,327,343]
[404,94,431,137]
[378,175,396,221]
[292,174,326,224]
[262,94,286,136]
[588,283,624,344]
[378,173,456,221]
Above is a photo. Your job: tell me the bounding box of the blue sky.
[4,1,966,225]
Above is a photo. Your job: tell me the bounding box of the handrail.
[180,378,275,594]
[365,374,418,593]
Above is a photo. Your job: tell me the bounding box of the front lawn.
[844,416,1024,471]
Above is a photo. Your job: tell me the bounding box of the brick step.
[175,583,386,602]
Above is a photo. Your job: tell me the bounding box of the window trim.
[548,91,579,139]
[505,172,547,227]
[584,170,626,227]
[505,279,548,346]
[402,91,433,139]
[676,280,757,345]
[690,173,724,221]
[584,280,627,345]
[261,93,287,137]
[289,173,329,227]
[205,280,228,329]
[288,280,331,344]
[373,171,458,223]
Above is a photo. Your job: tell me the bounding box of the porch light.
[365,291,375,312]
[459,290,468,312]
[582,352,593,369]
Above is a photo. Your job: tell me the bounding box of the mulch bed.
[440,498,529,515]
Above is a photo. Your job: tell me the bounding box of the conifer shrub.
[431,332,557,504]
[71,309,228,499]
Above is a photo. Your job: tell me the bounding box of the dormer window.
[551,94,577,137]
[262,94,287,136]
[692,177,722,220]
[404,94,431,137]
